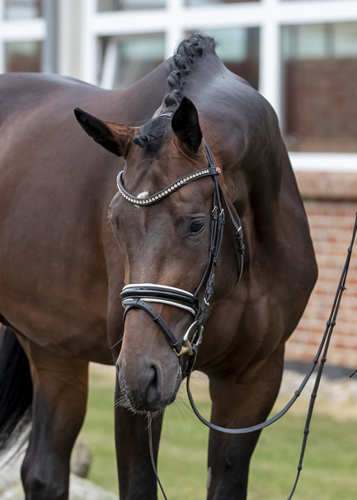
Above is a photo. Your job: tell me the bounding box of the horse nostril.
[146,365,161,403]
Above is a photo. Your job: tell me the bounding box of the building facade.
[1,0,357,366]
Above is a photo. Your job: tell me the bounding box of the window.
[185,0,258,6]
[4,0,42,20]
[282,23,357,153]
[99,35,165,90]
[5,41,42,72]
[97,0,165,11]
[0,0,45,74]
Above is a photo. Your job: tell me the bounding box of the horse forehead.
[122,164,199,199]
[137,190,149,199]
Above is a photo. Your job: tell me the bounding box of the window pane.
[4,0,42,20]
[5,41,42,72]
[186,28,260,90]
[282,23,357,153]
[97,0,165,11]
[186,0,258,6]
[99,35,165,89]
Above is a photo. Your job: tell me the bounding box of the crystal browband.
[117,139,244,362]
[116,166,220,206]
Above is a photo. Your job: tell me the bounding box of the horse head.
[75,97,242,413]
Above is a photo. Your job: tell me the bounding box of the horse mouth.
[116,367,182,415]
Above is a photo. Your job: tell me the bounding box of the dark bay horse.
[0,35,317,499]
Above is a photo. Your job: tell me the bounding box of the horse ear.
[172,97,202,153]
[74,108,134,158]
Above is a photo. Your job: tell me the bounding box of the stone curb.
[0,475,117,500]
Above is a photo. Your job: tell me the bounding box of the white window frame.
[3,0,357,172]
[87,0,357,172]
[0,0,46,73]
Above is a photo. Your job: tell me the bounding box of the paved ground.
[277,360,357,420]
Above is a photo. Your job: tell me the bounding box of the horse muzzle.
[116,316,183,413]
[117,361,181,413]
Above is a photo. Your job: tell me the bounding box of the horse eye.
[191,220,204,232]
[185,218,205,235]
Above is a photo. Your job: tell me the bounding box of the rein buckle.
[174,339,193,357]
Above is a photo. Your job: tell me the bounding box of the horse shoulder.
[206,85,317,362]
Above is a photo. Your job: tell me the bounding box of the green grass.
[80,369,357,499]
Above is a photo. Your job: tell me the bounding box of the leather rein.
[116,137,357,499]
[118,139,245,373]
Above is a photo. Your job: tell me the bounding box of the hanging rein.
[116,135,357,499]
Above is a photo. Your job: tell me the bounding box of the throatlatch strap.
[118,137,245,364]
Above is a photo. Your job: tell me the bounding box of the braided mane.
[133,34,216,152]
[164,34,216,113]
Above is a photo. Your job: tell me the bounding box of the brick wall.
[285,172,357,368]
[284,59,357,153]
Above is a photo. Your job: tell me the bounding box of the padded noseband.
[117,140,245,373]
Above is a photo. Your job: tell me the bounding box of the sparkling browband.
[116,166,220,206]
[117,139,244,362]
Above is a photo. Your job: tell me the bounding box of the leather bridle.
[117,139,245,374]
[116,134,357,500]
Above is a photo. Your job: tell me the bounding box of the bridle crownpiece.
[117,140,244,369]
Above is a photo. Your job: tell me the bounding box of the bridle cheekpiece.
[117,140,245,375]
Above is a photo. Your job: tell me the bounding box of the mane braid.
[133,34,216,154]
[164,34,216,113]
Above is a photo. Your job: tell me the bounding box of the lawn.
[80,367,357,500]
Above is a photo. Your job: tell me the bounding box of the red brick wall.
[285,172,357,368]
[284,59,357,153]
